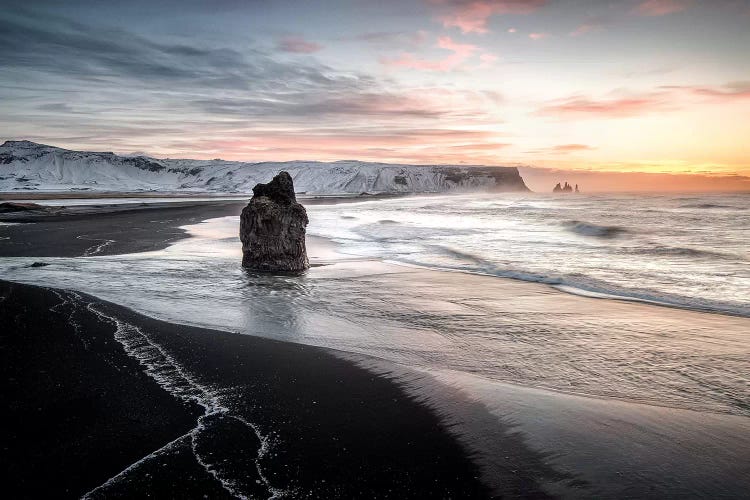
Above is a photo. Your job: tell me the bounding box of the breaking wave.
[562,220,627,238]
[398,245,750,318]
[630,244,740,260]
[679,203,741,210]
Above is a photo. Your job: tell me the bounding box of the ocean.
[2,191,749,497]
[307,192,750,317]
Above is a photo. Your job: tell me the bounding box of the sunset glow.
[2,0,749,190]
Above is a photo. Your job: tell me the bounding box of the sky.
[1,0,749,191]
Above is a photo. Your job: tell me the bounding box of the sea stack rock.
[240,171,309,272]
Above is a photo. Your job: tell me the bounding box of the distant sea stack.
[553,182,578,193]
[239,171,309,272]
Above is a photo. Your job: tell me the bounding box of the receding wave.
[631,244,740,260]
[679,203,738,209]
[399,245,750,318]
[563,220,626,238]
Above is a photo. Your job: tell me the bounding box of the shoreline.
[3,194,744,319]
[1,279,502,498]
[2,199,749,498]
[383,259,750,319]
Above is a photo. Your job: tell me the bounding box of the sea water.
[2,192,749,497]
[305,192,750,317]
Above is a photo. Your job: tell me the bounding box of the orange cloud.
[551,144,595,152]
[537,92,672,118]
[430,0,547,34]
[381,36,479,71]
[633,0,688,16]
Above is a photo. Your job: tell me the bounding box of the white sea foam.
[304,192,750,317]
[0,193,745,499]
[75,236,116,256]
[76,296,284,500]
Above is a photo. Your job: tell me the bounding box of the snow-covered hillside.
[0,141,529,194]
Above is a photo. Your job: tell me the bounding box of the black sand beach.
[4,199,749,499]
[0,194,401,258]
[1,279,501,499]
[0,201,521,498]
[0,200,245,257]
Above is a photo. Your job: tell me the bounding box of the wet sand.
[0,201,512,498]
[1,279,504,499]
[0,194,404,257]
[0,200,246,257]
[2,200,749,498]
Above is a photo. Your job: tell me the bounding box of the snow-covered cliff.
[0,141,529,194]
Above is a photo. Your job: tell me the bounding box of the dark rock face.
[0,202,49,213]
[239,171,309,272]
[553,182,574,193]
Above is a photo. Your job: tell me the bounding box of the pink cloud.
[633,0,688,16]
[570,24,596,37]
[381,36,479,71]
[277,36,323,53]
[429,0,547,34]
[447,142,513,151]
[537,94,671,118]
[525,143,596,155]
[683,82,750,100]
[550,144,595,154]
[437,35,479,57]
[477,52,499,69]
[538,83,750,119]
[551,144,595,152]
[189,127,516,165]
[508,27,517,33]
[528,32,549,40]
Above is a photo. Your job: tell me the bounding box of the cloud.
[144,127,513,164]
[193,92,452,119]
[349,30,429,47]
[380,35,479,71]
[446,142,512,151]
[429,0,547,34]
[536,91,673,118]
[0,12,345,93]
[536,82,750,120]
[569,24,594,36]
[528,32,549,40]
[550,144,595,152]
[0,10,510,161]
[478,53,499,68]
[0,11,392,121]
[0,8,509,161]
[523,143,596,155]
[677,81,750,101]
[569,16,609,37]
[633,0,688,16]
[277,36,323,53]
